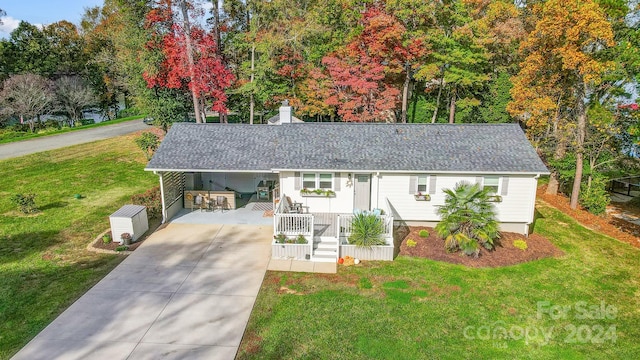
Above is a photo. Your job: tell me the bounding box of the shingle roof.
[146,123,549,174]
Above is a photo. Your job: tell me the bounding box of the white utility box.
[109,205,149,242]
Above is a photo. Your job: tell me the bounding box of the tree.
[55,76,96,127]
[9,21,54,76]
[43,21,86,76]
[509,0,615,209]
[435,181,499,257]
[144,0,234,123]
[413,0,491,124]
[0,74,55,132]
[135,131,160,160]
[321,6,408,122]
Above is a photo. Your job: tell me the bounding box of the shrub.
[102,233,112,244]
[579,176,610,215]
[513,239,528,251]
[435,181,499,257]
[406,239,417,248]
[115,245,128,252]
[348,212,386,247]
[79,118,95,126]
[134,132,160,160]
[130,186,162,219]
[117,107,142,118]
[274,233,287,244]
[418,229,429,238]
[10,193,38,214]
[295,234,308,244]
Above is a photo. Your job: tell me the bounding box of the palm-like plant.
[435,181,500,257]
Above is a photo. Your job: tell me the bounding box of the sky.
[0,0,103,37]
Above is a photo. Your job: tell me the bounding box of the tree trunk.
[249,44,255,125]
[546,95,565,195]
[401,63,411,123]
[179,0,202,124]
[431,74,444,123]
[570,82,587,209]
[210,0,221,55]
[448,86,456,124]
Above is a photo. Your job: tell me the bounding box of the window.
[484,176,499,194]
[302,173,316,189]
[417,175,428,193]
[319,173,333,189]
[302,173,334,190]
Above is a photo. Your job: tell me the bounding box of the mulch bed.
[399,227,563,268]
[537,185,640,249]
[91,218,163,253]
[93,231,144,252]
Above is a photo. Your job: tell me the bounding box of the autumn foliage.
[143,1,234,114]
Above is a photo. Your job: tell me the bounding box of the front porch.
[272,199,395,262]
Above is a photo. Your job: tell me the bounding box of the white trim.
[158,172,167,223]
[145,168,277,173]
[147,167,549,176]
[301,172,334,191]
[272,169,549,175]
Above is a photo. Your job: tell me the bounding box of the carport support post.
[156,171,168,223]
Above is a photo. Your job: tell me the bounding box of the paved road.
[0,120,149,160]
[12,223,272,360]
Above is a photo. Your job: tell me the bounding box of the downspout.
[375,172,380,209]
[156,171,168,224]
[526,173,541,236]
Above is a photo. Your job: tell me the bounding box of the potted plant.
[120,232,132,245]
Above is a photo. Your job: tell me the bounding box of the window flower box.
[300,189,336,197]
[488,195,502,203]
[414,193,431,201]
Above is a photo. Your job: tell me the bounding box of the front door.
[353,174,371,211]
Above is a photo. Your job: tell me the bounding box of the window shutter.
[429,175,437,194]
[294,172,301,190]
[334,173,341,191]
[501,177,509,196]
[475,176,483,186]
[409,175,417,194]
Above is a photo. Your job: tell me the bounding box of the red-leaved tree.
[143,1,234,119]
[321,5,424,122]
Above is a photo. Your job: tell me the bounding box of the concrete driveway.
[12,223,272,360]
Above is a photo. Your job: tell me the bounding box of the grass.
[0,133,157,359]
[0,115,145,144]
[238,203,640,359]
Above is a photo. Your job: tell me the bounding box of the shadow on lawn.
[39,201,69,211]
[0,230,61,264]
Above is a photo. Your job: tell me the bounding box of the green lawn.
[0,115,145,144]
[238,203,640,359]
[0,134,157,359]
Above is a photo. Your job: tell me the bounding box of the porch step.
[312,254,337,262]
[313,237,338,261]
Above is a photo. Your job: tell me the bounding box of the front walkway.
[12,223,272,360]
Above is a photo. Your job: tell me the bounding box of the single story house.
[145,104,549,261]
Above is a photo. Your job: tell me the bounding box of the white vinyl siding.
[378,173,537,224]
[280,171,354,213]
